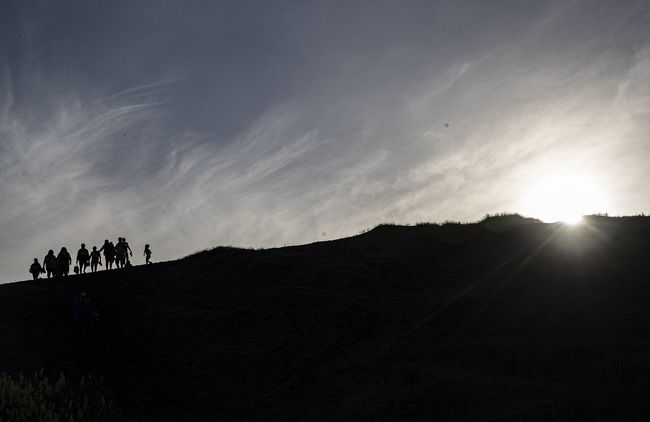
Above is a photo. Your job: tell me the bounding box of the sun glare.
[520,171,609,224]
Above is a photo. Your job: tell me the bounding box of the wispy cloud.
[1,1,649,282]
[0,62,176,280]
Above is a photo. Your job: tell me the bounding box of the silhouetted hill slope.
[2,215,650,420]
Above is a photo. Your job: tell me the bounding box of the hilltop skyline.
[1,1,650,282]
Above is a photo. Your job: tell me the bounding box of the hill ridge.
[2,215,650,420]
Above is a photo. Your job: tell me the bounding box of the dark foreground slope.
[2,215,650,421]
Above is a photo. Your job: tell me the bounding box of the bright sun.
[520,171,609,224]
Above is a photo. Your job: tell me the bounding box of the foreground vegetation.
[0,370,118,422]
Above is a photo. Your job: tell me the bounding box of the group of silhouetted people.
[29,237,153,280]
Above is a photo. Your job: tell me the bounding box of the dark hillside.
[2,215,650,420]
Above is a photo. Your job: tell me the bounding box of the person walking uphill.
[99,240,115,270]
[43,250,57,278]
[123,237,133,264]
[76,243,90,274]
[29,258,43,280]
[90,246,102,273]
[114,238,126,268]
[56,247,72,277]
[144,244,152,264]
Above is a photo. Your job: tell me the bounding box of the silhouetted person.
[56,247,72,277]
[123,236,133,264]
[76,243,90,274]
[115,237,128,268]
[90,246,102,273]
[29,258,43,280]
[99,239,115,270]
[72,292,94,340]
[144,244,152,264]
[43,250,57,278]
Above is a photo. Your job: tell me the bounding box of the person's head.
[48,249,54,255]
[123,237,127,242]
[34,258,38,263]
[118,237,123,242]
[61,247,67,253]
[145,244,149,248]
[104,239,109,244]
[81,243,85,248]
[92,246,97,251]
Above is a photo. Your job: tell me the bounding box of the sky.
[1,0,649,282]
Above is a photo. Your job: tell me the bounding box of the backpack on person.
[78,249,89,262]
[45,254,57,269]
